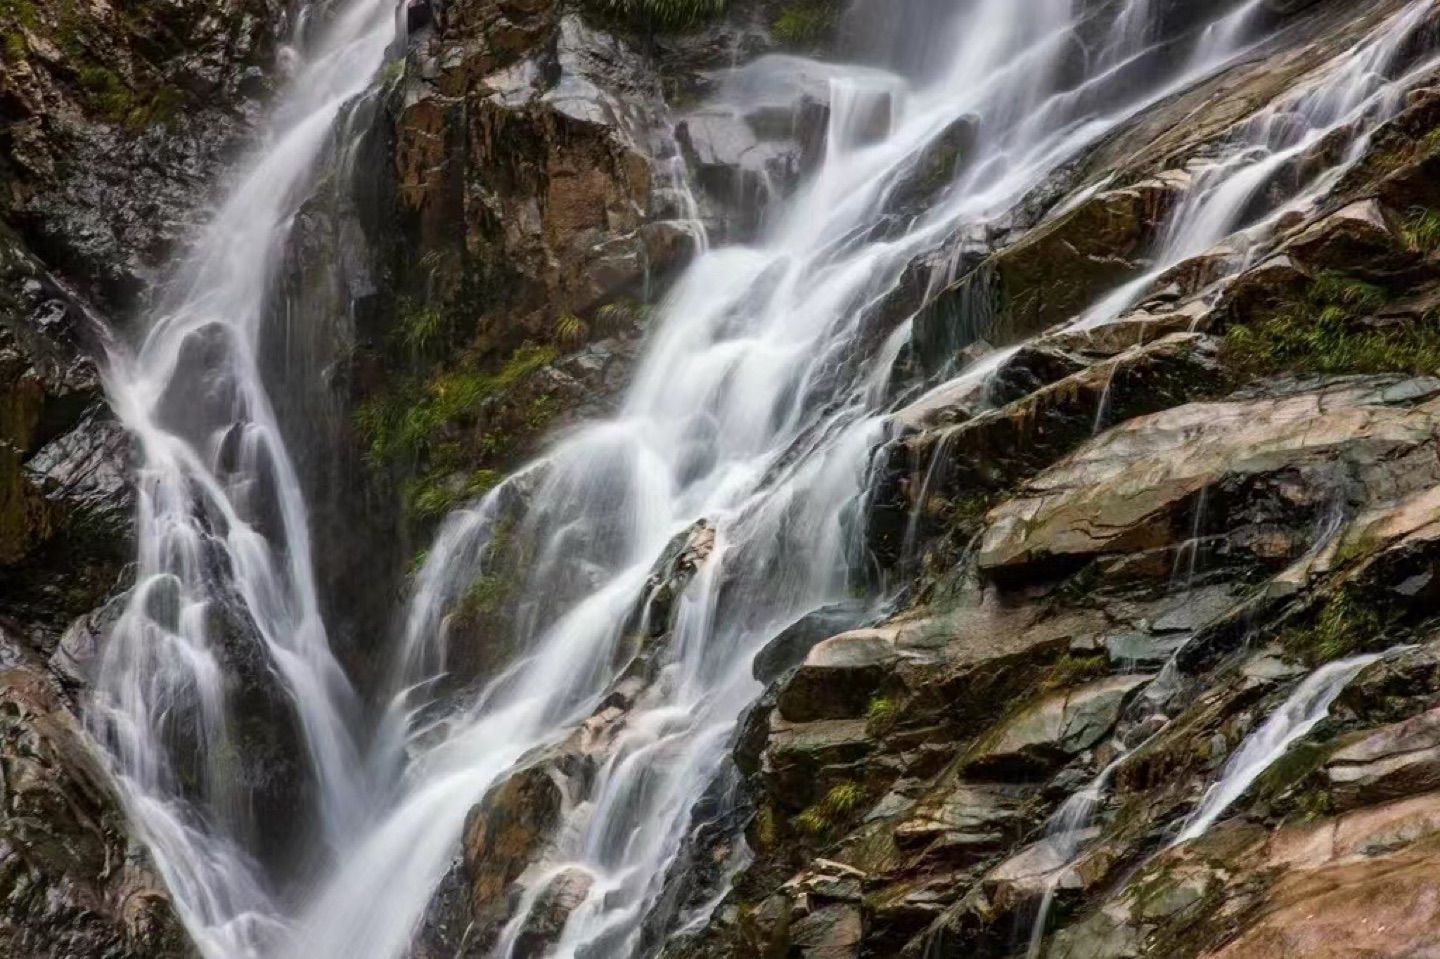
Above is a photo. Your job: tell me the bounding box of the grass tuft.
[1224,270,1440,378]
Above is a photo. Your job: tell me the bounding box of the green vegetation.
[451,515,520,621]
[1283,588,1388,665]
[1224,270,1440,378]
[0,0,37,28]
[595,299,649,334]
[457,574,509,618]
[554,313,588,346]
[354,342,558,466]
[794,781,867,836]
[585,0,726,30]
[771,0,841,47]
[397,299,447,351]
[1041,652,1109,691]
[1403,206,1440,254]
[864,694,898,733]
[78,66,133,121]
[404,467,500,519]
[753,804,779,848]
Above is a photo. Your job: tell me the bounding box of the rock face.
[0,664,188,958]
[665,3,1440,958]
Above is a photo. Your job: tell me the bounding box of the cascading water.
[1073,0,1440,334]
[93,1,400,954]
[1171,651,1390,847]
[88,1,1440,957]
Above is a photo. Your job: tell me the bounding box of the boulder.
[752,600,871,684]
[1283,199,1420,283]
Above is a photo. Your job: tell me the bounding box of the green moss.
[753,804,779,849]
[0,0,37,28]
[524,393,559,431]
[379,58,405,87]
[77,65,135,121]
[405,468,500,519]
[771,0,841,46]
[3,30,25,62]
[1224,270,1440,378]
[458,574,509,618]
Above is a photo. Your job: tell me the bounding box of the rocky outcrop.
[673,5,1440,955]
[0,663,188,958]
[0,0,296,952]
[0,0,284,309]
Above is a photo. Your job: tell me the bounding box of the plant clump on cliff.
[586,0,726,30]
[1224,270,1440,377]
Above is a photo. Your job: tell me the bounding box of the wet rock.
[0,235,131,643]
[893,782,1029,860]
[1326,708,1440,810]
[462,765,566,948]
[1283,199,1421,283]
[752,600,871,684]
[964,675,1152,777]
[890,343,1087,432]
[978,377,1440,583]
[0,665,188,958]
[513,867,594,959]
[764,717,875,810]
[912,171,1187,361]
[789,903,862,959]
[776,625,912,722]
[873,332,1223,565]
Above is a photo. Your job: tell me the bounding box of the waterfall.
[87,0,1434,957]
[92,1,400,955]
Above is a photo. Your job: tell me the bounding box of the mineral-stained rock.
[462,764,566,945]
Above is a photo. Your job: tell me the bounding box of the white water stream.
[1172,652,1385,846]
[89,1,1440,957]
